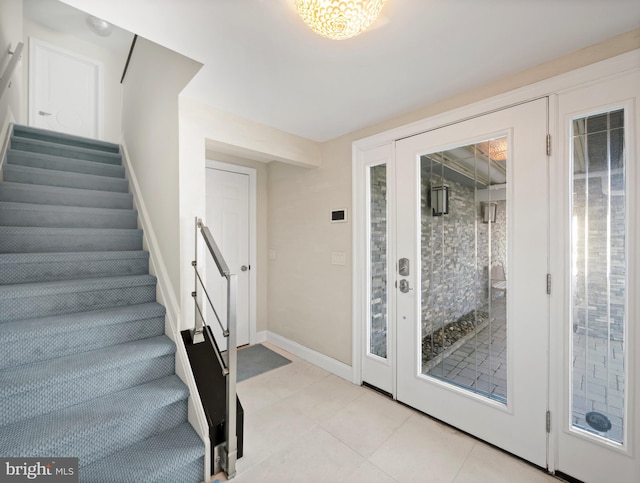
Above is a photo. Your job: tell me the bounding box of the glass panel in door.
[571,109,626,444]
[369,163,388,359]
[421,138,508,403]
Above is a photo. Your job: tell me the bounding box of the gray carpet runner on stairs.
[0,125,204,482]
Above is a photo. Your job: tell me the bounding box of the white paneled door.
[205,166,251,347]
[394,99,550,467]
[29,38,101,138]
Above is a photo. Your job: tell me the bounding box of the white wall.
[266,29,640,366]
[0,0,24,143]
[122,37,201,312]
[21,17,124,143]
[178,97,321,332]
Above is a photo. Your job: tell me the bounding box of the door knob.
[241,265,249,272]
[399,279,412,293]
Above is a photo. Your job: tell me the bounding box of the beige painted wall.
[21,18,125,143]
[0,0,23,132]
[122,37,201,306]
[204,150,269,334]
[266,29,640,366]
[178,97,320,332]
[267,139,352,363]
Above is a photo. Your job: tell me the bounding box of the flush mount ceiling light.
[478,137,507,162]
[294,0,387,40]
[86,15,113,37]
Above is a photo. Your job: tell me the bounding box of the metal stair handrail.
[191,217,238,478]
[0,42,23,100]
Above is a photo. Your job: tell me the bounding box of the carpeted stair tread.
[0,226,143,253]
[0,251,149,284]
[3,164,129,193]
[7,149,125,178]
[0,334,172,396]
[0,274,157,322]
[0,274,156,299]
[0,336,176,426]
[0,302,165,368]
[0,125,203,480]
[0,182,133,209]
[0,201,138,229]
[81,422,204,483]
[0,375,189,466]
[12,125,120,154]
[10,136,122,165]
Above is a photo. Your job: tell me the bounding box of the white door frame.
[205,159,258,346]
[352,49,640,472]
[28,37,104,138]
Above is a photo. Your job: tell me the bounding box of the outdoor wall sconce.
[430,185,449,216]
[482,202,497,223]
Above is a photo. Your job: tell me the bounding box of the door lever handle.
[399,279,413,293]
[38,110,52,116]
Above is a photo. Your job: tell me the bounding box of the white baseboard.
[262,331,354,382]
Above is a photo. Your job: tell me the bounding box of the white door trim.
[28,37,104,139]
[205,159,258,346]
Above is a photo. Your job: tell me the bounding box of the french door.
[360,68,640,481]
[394,98,550,466]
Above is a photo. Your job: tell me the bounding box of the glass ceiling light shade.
[478,137,507,162]
[294,0,387,40]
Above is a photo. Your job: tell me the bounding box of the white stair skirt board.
[120,143,209,482]
[257,331,354,383]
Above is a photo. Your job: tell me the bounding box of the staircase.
[0,125,204,482]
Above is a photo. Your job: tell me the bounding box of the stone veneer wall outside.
[367,159,509,353]
[420,162,507,338]
[572,110,625,341]
[477,199,507,294]
[370,164,388,358]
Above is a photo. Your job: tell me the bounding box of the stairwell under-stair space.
[0,124,204,482]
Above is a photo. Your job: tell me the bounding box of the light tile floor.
[212,342,560,483]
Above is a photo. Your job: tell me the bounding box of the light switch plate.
[331,252,346,266]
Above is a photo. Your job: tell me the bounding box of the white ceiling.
[44,0,640,141]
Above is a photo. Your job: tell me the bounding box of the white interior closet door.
[29,38,101,138]
[205,167,251,347]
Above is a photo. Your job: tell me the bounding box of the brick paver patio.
[422,296,625,444]
[425,296,507,401]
